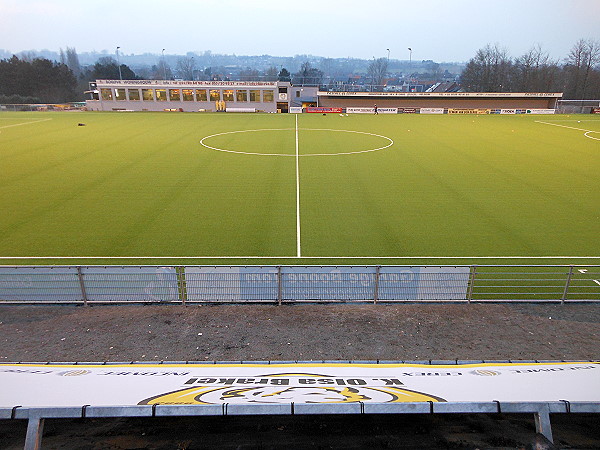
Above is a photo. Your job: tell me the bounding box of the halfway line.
[295,114,301,257]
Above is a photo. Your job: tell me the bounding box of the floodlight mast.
[116,46,122,80]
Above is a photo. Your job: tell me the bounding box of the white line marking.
[1,256,599,260]
[199,128,394,156]
[594,280,600,286]
[584,131,600,141]
[0,118,52,131]
[199,128,295,156]
[535,120,600,141]
[534,121,593,132]
[295,114,301,257]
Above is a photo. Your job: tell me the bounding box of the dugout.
[317,91,562,111]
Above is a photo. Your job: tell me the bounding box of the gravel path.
[1,303,599,362]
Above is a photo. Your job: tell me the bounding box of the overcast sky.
[1,0,598,62]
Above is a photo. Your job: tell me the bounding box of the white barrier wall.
[1,361,598,407]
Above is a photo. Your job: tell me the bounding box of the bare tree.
[175,56,196,80]
[564,39,600,99]
[60,47,81,77]
[239,68,260,81]
[291,62,323,86]
[367,57,388,90]
[264,66,279,82]
[460,44,512,92]
[153,59,172,80]
[513,45,559,92]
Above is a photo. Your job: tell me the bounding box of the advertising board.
[346,107,398,114]
[306,107,343,113]
[1,362,598,407]
[184,266,470,301]
[526,109,556,114]
[420,108,444,114]
[448,109,491,115]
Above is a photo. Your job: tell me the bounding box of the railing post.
[466,265,477,303]
[561,265,574,304]
[24,416,45,450]
[534,404,554,444]
[373,266,381,304]
[76,266,88,306]
[177,266,187,306]
[277,266,282,306]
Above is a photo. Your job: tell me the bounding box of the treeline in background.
[0,39,599,104]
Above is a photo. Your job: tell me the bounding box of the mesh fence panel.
[0,265,598,303]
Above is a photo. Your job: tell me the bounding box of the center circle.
[199,128,394,156]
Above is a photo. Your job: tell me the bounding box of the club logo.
[57,370,92,377]
[138,372,446,405]
[470,369,501,376]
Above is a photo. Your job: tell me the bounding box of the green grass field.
[1,110,599,266]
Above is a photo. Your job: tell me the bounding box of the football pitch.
[1,111,599,266]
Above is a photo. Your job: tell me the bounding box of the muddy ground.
[0,302,599,448]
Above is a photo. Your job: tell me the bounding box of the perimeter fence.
[0,265,599,304]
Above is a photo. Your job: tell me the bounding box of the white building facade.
[86,80,318,113]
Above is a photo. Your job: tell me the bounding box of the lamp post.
[116,46,122,80]
[386,48,390,62]
[407,48,413,89]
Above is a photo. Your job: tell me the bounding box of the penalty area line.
[534,120,595,133]
[0,118,52,133]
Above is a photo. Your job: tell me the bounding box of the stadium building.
[86,80,318,113]
[86,80,561,114]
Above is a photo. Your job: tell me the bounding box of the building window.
[223,90,234,102]
[182,89,194,101]
[249,90,261,102]
[196,89,207,101]
[236,90,248,102]
[169,89,181,101]
[142,89,154,101]
[100,88,113,101]
[115,88,126,101]
[156,89,167,101]
[209,89,220,101]
[296,91,300,97]
[128,89,140,101]
[263,90,274,102]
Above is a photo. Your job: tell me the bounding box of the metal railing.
[0,265,598,304]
